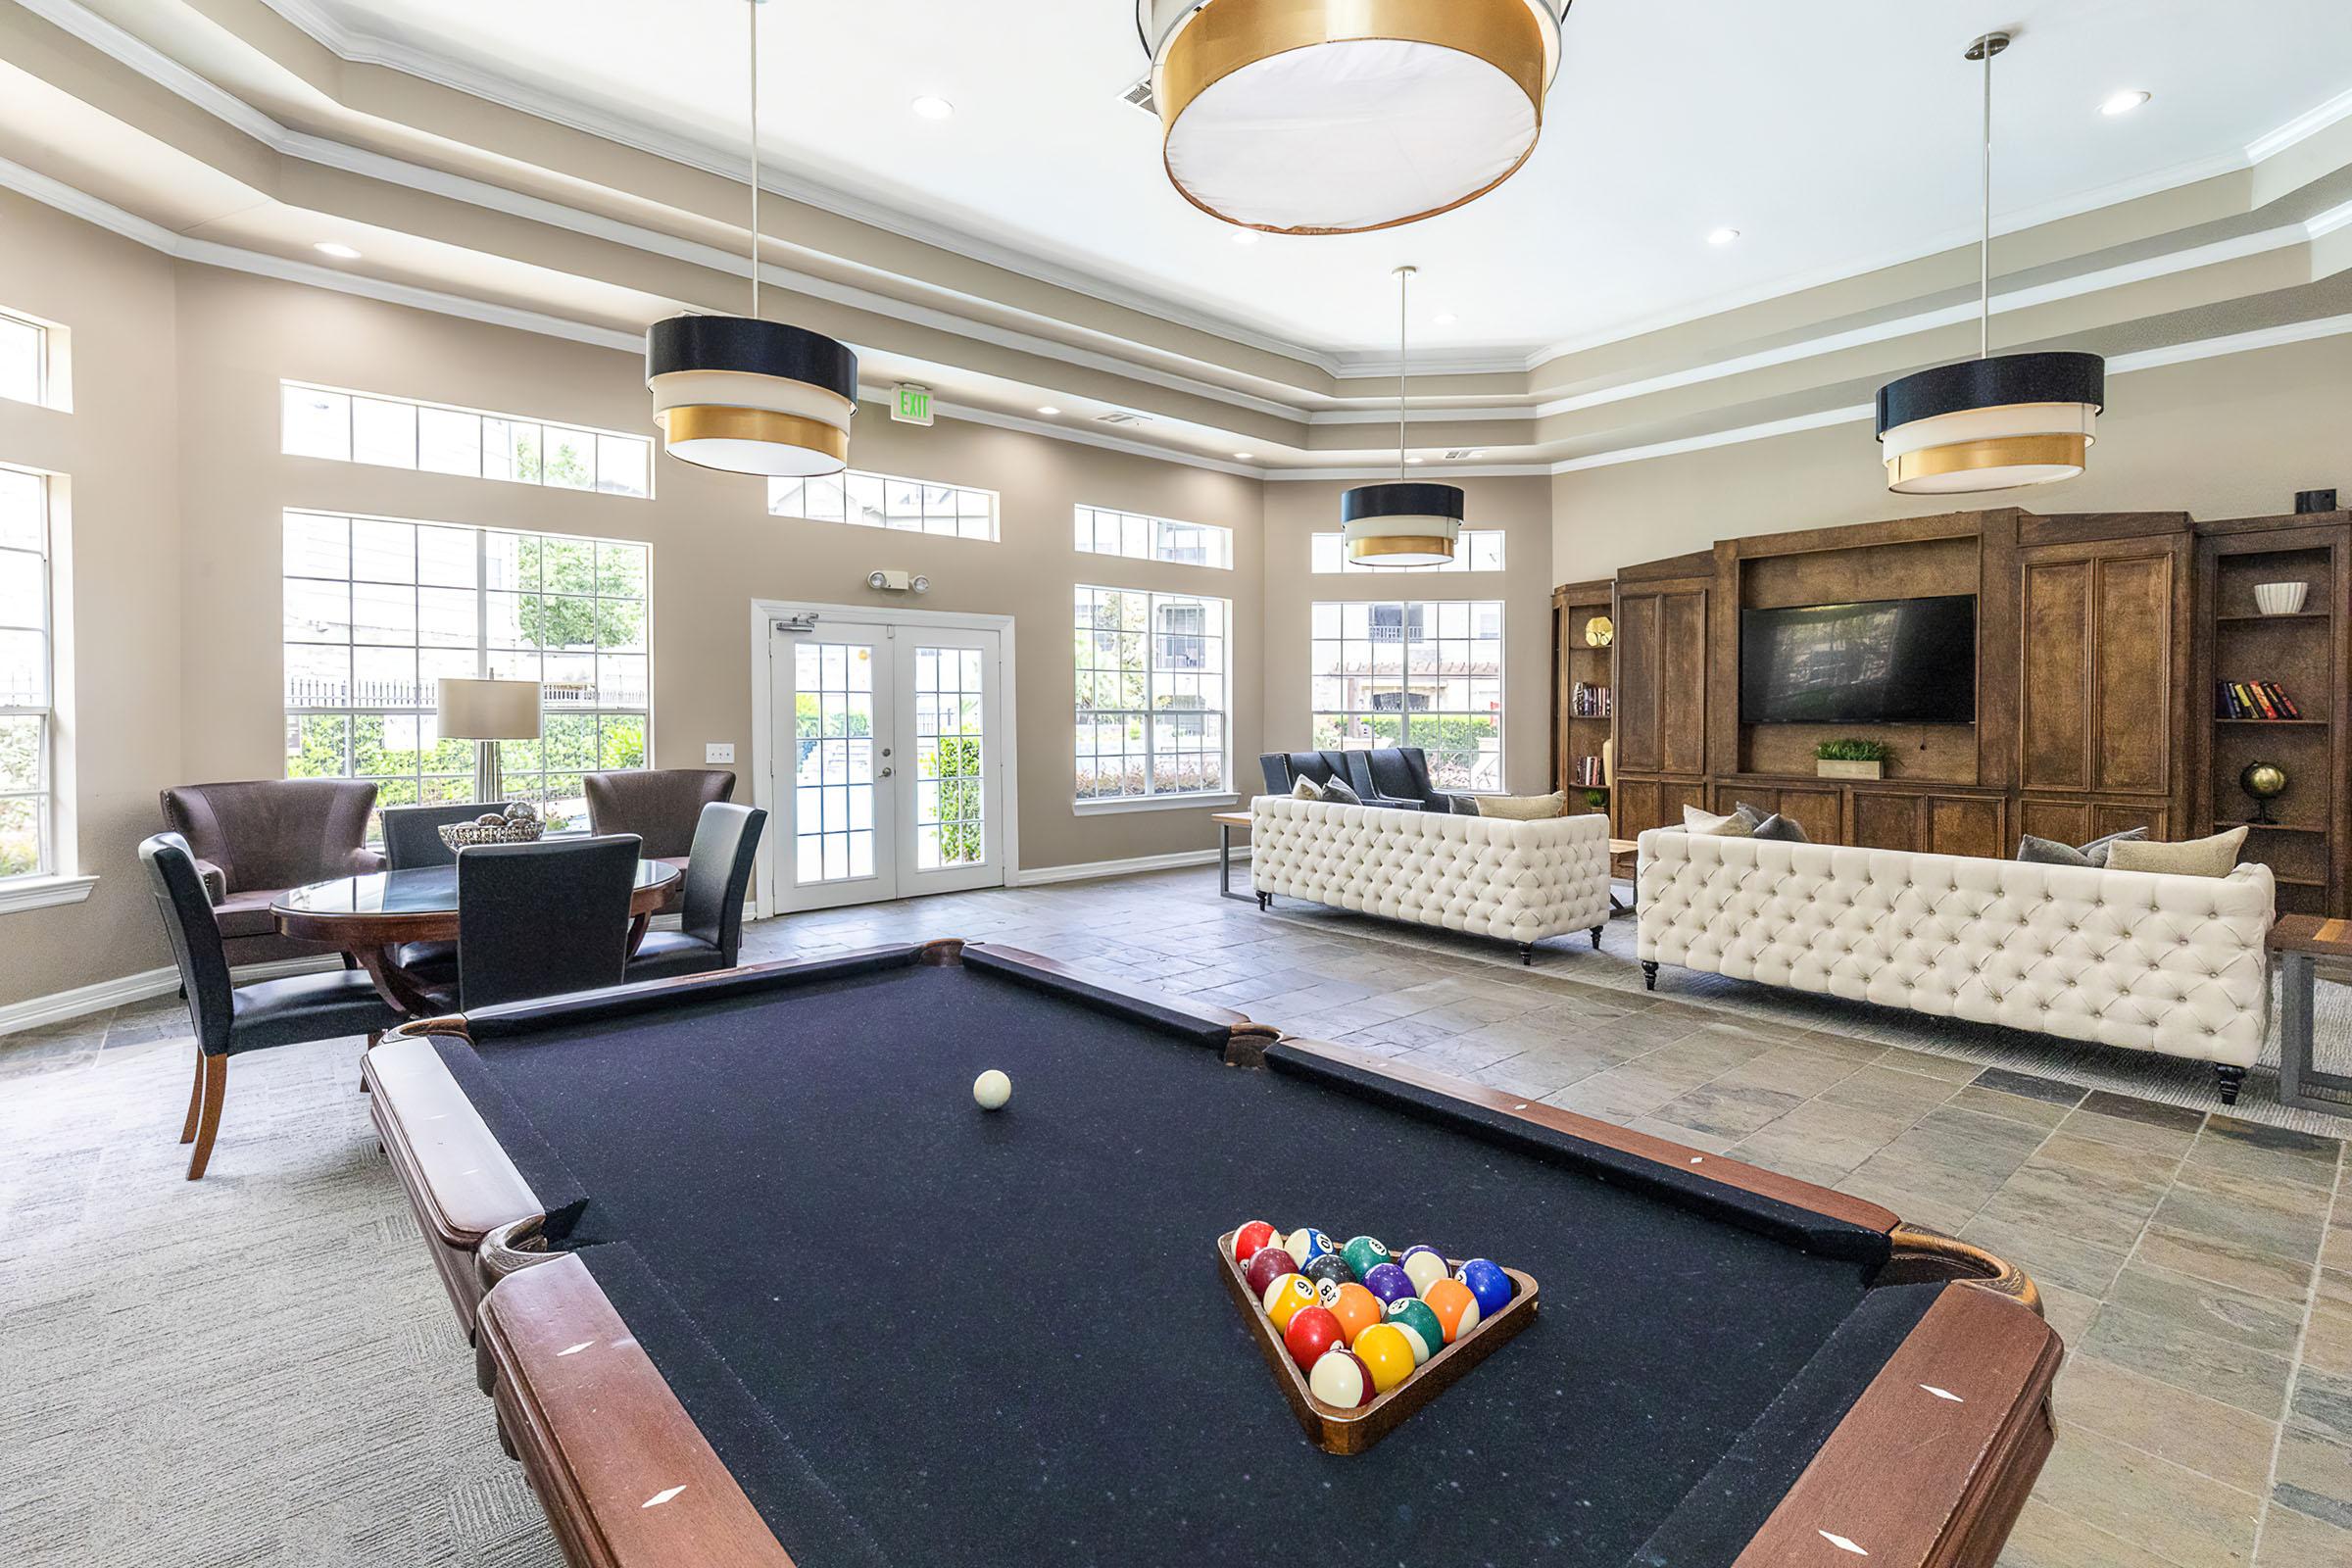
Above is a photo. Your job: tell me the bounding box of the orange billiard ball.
[1423,1277,1484,1344]
[1325,1282,1383,1347]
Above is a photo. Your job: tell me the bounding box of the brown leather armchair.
[584,769,735,906]
[158,780,386,965]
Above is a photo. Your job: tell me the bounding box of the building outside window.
[282,511,651,833]
[1310,599,1503,791]
[1074,585,1229,803]
[0,466,53,877]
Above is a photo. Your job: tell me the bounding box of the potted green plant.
[1815,737,1893,781]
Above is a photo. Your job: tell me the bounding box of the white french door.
[769,616,1005,911]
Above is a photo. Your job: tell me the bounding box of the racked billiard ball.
[1263,1274,1319,1333]
[1455,1257,1513,1317]
[1360,1261,1417,1307]
[1231,1221,1278,1266]
[1282,1227,1335,1267]
[1282,1304,1345,1371]
[1243,1246,1299,1300]
[1307,1348,1374,1408]
[1303,1252,1353,1290]
[1422,1277,1483,1344]
[1326,1282,1383,1347]
[1352,1323,1417,1395]
[1385,1298,1444,1363]
[1397,1244,1448,1298]
[1340,1235,1392,1283]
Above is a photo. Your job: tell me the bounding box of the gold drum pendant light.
[647,0,858,477]
[1140,0,1569,234]
[1343,267,1462,567]
[1876,31,2105,494]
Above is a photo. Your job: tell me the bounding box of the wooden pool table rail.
[368,945,2058,1568]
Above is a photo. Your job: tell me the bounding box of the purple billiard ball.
[1455,1257,1513,1317]
[1360,1261,1417,1307]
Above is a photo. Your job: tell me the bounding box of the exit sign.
[893,383,934,426]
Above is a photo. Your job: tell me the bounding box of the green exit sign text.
[893,384,934,426]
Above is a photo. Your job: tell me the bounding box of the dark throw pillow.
[1733,802,1771,829]
[2016,826,2148,867]
[1749,813,1809,843]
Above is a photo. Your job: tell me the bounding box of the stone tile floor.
[4,864,2346,1566]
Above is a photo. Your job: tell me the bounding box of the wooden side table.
[1607,838,1640,917]
[2268,915,2352,1114]
[1211,811,1253,903]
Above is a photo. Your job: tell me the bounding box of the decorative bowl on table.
[437,804,544,851]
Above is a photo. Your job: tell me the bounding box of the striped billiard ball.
[1385,1298,1445,1364]
[1282,1228,1336,1267]
[1264,1274,1319,1333]
[1340,1235,1392,1283]
[1398,1245,1448,1298]
[1422,1278,1483,1344]
[1308,1348,1375,1408]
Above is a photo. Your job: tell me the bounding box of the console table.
[1211,811,1252,902]
[2268,915,2352,1114]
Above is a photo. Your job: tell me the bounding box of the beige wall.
[1,192,1264,1009]
[1551,334,2352,580]
[1262,476,1553,797]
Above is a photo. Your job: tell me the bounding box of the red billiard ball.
[1231,1221,1278,1265]
[1243,1246,1299,1300]
[1283,1305,1345,1371]
[1308,1348,1375,1408]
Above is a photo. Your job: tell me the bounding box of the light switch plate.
[706,743,736,764]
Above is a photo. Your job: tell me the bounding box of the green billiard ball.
[1341,1235,1392,1283]
[1385,1298,1445,1364]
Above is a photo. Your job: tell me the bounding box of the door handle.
[879,765,895,778]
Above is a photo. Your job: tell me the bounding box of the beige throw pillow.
[1476,791,1567,821]
[1683,805,1753,837]
[2104,826,2248,878]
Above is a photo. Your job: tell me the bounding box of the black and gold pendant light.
[1344,267,1461,566]
[1138,0,1569,235]
[647,0,858,477]
[1876,32,2104,494]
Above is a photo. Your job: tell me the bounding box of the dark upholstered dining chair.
[159,779,386,965]
[624,804,768,983]
[1258,751,1352,796]
[586,769,734,913]
[456,835,643,1009]
[381,801,513,870]
[1344,748,1476,814]
[138,834,405,1180]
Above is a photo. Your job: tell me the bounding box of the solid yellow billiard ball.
[1352,1323,1417,1395]
[973,1069,1011,1110]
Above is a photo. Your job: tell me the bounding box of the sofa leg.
[2214,1064,2245,1106]
[1642,960,1659,992]
[1256,891,1271,911]
[1519,943,1536,965]
[1589,925,1603,950]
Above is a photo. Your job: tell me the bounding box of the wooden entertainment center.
[1552,506,2352,916]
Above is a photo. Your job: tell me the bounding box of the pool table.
[365,939,2061,1568]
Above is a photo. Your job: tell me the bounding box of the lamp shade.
[436,678,542,741]
[1342,481,1464,566]
[1875,352,2105,494]
[1142,0,1566,234]
[647,315,859,478]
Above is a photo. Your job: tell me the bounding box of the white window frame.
[1310,529,1505,574]
[1075,504,1233,570]
[770,469,999,541]
[1310,598,1506,793]
[280,381,654,499]
[1073,584,1235,810]
[0,464,89,909]
[281,511,654,835]
[0,308,49,410]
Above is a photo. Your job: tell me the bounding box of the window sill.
[0,873,98,914]
[1071,793,1240,816]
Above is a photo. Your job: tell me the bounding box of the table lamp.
[436,677,541,805]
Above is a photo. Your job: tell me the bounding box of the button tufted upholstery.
[1251,796,1612,946]
[1636,830,2276,1067]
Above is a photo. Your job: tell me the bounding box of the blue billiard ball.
[1454,1257,1513,1317]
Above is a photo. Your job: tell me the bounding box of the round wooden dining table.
[272,860,682,1014]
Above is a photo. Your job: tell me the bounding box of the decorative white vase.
[2254,582,2310,615]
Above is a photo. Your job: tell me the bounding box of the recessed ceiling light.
[314,241,362,260]
[1706,227,1740,246]
[1433,312,1458,326]
[911,96,956,121]
[1405,456,1426,466]
[1036,406,1061,416]
[1231,230,1260,247]
[2100,90,2151,117]
[1233,452,1254,461]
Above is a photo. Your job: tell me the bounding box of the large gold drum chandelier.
[1139,0,1570,235]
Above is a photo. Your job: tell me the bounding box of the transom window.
[1074,586,1230,804]
[282,511,651,833]
[0,466,53,878]
[1310,529,1504,574]
[0,310,45,408]
[771,470,998,541]
[281,382,652,499]
[1311,600,1504,792]
[1076,505,1232,569]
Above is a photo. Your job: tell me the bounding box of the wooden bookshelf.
[2192,514,2352,917]
[1551,579,1616,808]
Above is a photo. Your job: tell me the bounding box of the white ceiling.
[261,0,2352,361]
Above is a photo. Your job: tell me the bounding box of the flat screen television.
[1740,595,1977,725]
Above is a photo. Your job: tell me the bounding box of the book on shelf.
[2215,680,2304,719]
[1569,756,1606,788]
[1570,682,1612,718]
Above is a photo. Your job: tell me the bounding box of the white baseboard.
[1011,846,1248,888]
[0,954,341,1040]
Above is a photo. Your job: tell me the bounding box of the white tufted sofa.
[1637,830,2277,1101]
[1250,796,1614,962]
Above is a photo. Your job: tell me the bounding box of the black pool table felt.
[440,956,1939,1568]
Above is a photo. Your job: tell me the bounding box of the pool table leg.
[1642,960,1658,991]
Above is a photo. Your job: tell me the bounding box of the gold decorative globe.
[2240,761,2288,824]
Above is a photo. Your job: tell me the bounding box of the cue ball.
[972,1069,1011,1110]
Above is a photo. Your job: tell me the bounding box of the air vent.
[1120,76,1158,116]
[1444,449,1486,462]
[1097,411,1153,427]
